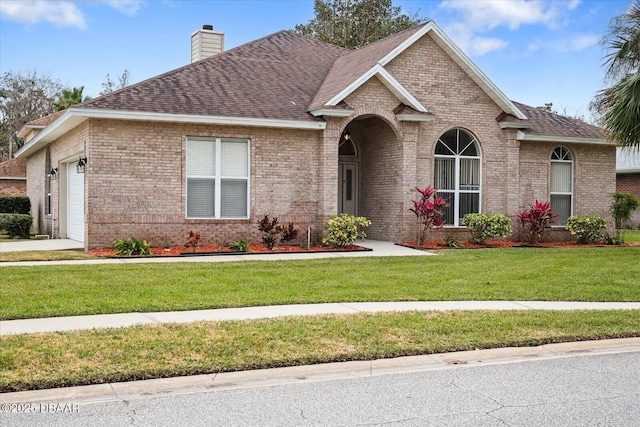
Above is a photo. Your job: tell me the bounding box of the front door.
[338,162,358,216]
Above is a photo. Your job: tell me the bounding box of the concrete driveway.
[0,239,84,252]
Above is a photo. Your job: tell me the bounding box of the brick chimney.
[191,24,224,63]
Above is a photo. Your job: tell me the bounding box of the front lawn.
[1,247,639,320]
[2,309,639,392]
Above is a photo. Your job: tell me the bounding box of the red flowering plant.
[410,186,448,245]
[517,200,558,244]
[185,229,202,251]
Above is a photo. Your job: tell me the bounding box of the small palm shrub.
[462,213,512,244]
[112,237,152,256]
[230,239,250,251]
[609,192,640,243]
[566,216,607,244]
[322,214,371,247]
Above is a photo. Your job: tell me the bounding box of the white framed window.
[434,128,481,226]
[186,137,250,219]
[550,146,573,225]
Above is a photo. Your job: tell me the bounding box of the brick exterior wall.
[617,173,640,196]
[25,31,617,248]
[0,158,27,196]
[37,119,324,248]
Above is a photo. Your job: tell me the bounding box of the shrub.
[462,213,512,244]
[609,192,640,243]
[230,239,250,252]
[517,200,557,244]
[322,213,371,247]
[280,222,299,243]
[566,216,607,244]
[257,215,280,249]
[0,214,32,238]
[112,237,152,256]
[257,215,299,249]
[185,229,201,250]
[0,196,30,214]
[409,186,448,245]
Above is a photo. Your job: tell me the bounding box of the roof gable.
[309,21,526,120]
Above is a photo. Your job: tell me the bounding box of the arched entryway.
[338,115,403,241]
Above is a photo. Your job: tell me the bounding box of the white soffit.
[517,130,609,145]
[15,108,327,158]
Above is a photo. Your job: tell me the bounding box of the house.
[616,147,640,226]
[15,22,615,250]
[0,158,27,196]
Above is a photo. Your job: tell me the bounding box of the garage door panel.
[67,162,84,242]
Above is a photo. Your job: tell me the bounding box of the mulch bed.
[397,240,638,250]
[89,243,369,258]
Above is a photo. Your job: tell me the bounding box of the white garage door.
[67,162,85,242]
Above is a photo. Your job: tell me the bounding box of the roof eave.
[517,130,609,145]
[396,113,435,122]
[16,108,327,158]
[310,108,355,117]
[498,121,532,129]
[17,124,46,139]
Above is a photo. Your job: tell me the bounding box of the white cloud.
[439,0,583,56]
[103,0,144,16]
[0,0,86,28]
[467,37,510,56]
[560,34,600,52]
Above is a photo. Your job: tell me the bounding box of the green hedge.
[0,196,31,214]
[0,214,32,238]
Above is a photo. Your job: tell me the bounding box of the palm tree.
[593,1,640,148]
[54,86,91,111]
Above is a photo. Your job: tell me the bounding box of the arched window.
[550,146,573,225]
[434,128,481,226]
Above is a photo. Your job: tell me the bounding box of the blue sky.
[0,0,633,120]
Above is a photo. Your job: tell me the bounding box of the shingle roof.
[25,110,65,127]
[80,31,348,122]
[308,24,427,111]
[512,102,605,140]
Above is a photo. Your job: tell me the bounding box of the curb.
[2,337,639,406]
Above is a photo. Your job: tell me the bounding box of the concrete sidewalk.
[3,301,640,335]
[0,239,432,266]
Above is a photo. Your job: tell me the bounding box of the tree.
[99,70,132,96]
[294,0,424,49]
[536,102,557,113]
[54,86,91,111]
[591,1,640,148]
[0,70,63,160]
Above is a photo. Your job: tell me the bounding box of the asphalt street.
[3,350,639,427]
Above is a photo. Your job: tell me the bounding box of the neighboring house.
[0,158,27,196]
[616,147,640,226]
[15,22,615,249]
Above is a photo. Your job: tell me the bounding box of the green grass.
[624,230,640,243]
[1,247,639,320]
[2,310,638,392]
[0,250,93,262]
